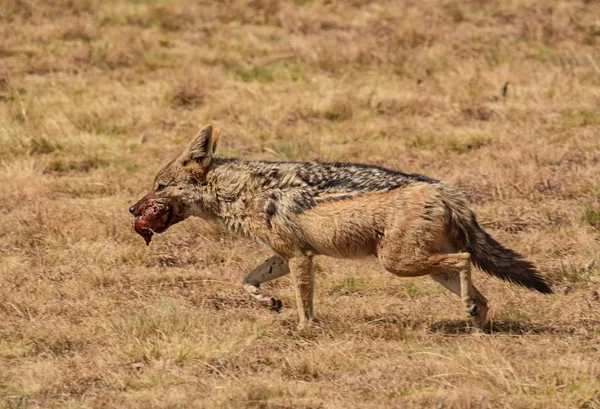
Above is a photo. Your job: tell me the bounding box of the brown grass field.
[1,0,600,408]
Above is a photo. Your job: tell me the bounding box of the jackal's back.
[217,158,439,216]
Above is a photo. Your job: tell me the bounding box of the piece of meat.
[131,201,170,246]
[133,216,154,245]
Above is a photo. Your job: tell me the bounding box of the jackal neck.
[200,158,261,236]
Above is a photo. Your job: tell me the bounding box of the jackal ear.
[182,125,215,166]
[211,127,220,153]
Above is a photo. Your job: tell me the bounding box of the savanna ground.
[1,0,600,408]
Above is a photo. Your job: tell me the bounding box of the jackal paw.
[465,300,478,317]
[296,318,315,331]
[470,325,486,334]
[269,298,283,313]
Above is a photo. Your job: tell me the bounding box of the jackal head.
[129,124,220,244]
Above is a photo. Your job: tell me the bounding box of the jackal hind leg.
[242,255,290,312]
[379,246,487,331]
[377,190,487,332]
[289,255,315,330]
[430,269,488,332]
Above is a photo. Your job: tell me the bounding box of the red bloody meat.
[131,201,171,245]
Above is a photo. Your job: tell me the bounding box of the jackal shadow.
[428,319,590,335]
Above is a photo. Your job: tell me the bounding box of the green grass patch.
[403,281,423,297]
[235,66,275,83]
[447,134,489,153]
[331,275,372,295]
[28,136,61,155]
[45,155,108,174]
[565,110,600,127]
[584,206,600,230]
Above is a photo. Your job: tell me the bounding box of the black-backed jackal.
[130,125,552,331]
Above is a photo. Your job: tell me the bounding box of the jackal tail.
[441,185,552,294]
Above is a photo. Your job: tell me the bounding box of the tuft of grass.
[403,281,423,297]
[322,94,357,121]
[142,50,179,70]
[246,386,277,406]
[331,275,372,295]
[447,134,489,153]
[234,66,275,83]
[584,206,600,230]
[168,85,204,108]
[70,112,128,136]
[85,42,135,70]
[146,6,195,32]
[408,135,435,150]
[565,110,600,127]
[282,357,320,381]
[45,155,109,174]
[110,298,197,340]
[28,137,61,155]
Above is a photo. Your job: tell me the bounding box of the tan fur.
[131,125,551,332]
[259,183,489,329]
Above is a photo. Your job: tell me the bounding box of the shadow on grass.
[429,319,600,335]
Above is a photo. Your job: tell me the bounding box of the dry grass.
[1,0,600,408]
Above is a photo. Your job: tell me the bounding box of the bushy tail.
[441,185,552,294]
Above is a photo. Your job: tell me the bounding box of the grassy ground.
[1,0,600,407]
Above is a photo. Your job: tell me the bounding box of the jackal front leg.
[289,255,315,330]
[242,255,290,312]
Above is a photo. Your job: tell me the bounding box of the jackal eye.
[156,183,167,191]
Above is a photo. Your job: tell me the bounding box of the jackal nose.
[129,205,136,215]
